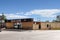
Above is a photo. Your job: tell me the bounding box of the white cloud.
[25,9,60,18]
[4,14,29,19]
[0,9,60,21]
[16,12,24,15]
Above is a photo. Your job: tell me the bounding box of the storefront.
[5,18,33,30]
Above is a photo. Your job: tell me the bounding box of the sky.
[0,0,60,22]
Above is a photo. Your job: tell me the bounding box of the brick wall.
[6,22,14,29]
[22,22,33,30]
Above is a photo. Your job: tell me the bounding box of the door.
[47,24,51,30]
[39,25,41,29]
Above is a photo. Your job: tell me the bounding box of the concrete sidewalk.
[0,30,60,40]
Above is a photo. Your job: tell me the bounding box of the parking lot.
[0,30,60,40]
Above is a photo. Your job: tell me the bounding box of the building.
[5,18,33,30]
[5,18,60,30]
[41,22,60,30]
[33,22,60,30]
[0,15,5,28]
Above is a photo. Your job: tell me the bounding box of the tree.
[56,15,60,21]
[2,13,7,23]
[2,13,7,20]
[52,15,60,22]
[52,20,57,22]
[45,20,49,22]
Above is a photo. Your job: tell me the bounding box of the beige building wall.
[41,22,60,30]
[51,23,60,29]
[33,24,39,30]
[41,22,48,30]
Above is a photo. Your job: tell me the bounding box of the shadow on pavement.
[2,29,33,32]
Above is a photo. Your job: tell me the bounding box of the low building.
[5,18,60,30]
[33,22,60,30]
[41,22,60,30]
[5,18,33,30]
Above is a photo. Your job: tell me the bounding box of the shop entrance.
[14,23,22,29]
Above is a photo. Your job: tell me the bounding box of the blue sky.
[0,0,60,22]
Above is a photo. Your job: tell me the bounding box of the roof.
[5,18,33,22]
